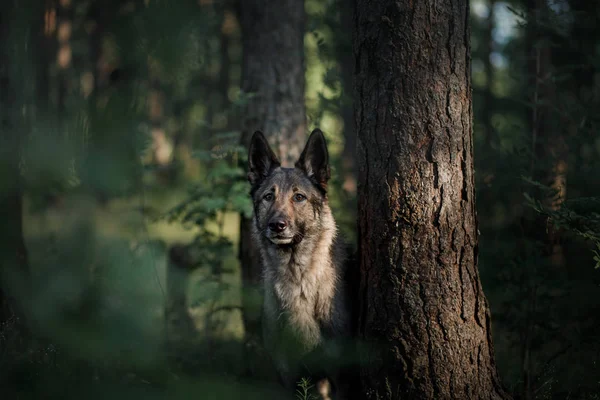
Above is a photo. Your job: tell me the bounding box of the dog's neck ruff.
[255,205,343,353]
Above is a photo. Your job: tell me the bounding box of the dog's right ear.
[248,131,280,186]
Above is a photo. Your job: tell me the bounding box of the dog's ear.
[296,129,330,191]
[248,131,280,186]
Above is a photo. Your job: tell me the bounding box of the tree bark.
[237,0,306,374]
[354,1,509,399]
[238,0,306,167]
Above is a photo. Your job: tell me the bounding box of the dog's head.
[247,129,331,247]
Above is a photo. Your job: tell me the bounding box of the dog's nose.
[268,220,288,233]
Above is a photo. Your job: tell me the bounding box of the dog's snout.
[268,219,288,233]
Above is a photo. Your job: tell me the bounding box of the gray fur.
[248,130,352,394]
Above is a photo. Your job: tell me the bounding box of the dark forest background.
[0,0,599,399]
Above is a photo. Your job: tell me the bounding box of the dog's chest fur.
[259,211,346,351]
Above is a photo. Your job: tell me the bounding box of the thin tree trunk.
[354,1,509,398]
[483,0,496,149]
[0,0,31,337]
[521,1,565,397]
[165,245,200,369]
[86,0,118,99]
[531,7,566,270]
[84,0,123,204]
[56,0,73,121]
[39,0,55,110]
[0,124,30,338]
[218,4,233,114]
[237,0,306,376]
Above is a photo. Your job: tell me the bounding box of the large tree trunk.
[354,1,509,398]
[237,0,306,376]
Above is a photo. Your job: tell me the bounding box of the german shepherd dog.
[247,129,353,398]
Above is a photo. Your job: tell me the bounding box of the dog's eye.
[293,193,306,202]
[263,193,274,201]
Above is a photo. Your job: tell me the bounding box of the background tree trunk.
[354,1,509,398]
[483,0,495,149]
[520,2,566,397]
[527,0,566,267]
[56,0,73,122]
[237,0,306,376]
[0,0,31,338]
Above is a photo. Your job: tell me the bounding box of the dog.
[247,129,354,398]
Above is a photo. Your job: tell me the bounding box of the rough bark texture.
[354,1,509,399]
[237,0,306,375]
[238,0,306,167]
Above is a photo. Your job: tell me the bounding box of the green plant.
[296,377,319,400]
[523,177,600,268]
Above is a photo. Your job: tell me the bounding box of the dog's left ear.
[296,129,330,191]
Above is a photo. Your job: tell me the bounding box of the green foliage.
[524,180,600,268]
[305,0,357,246]
[162,129,250,266]
[160,125,249,352]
